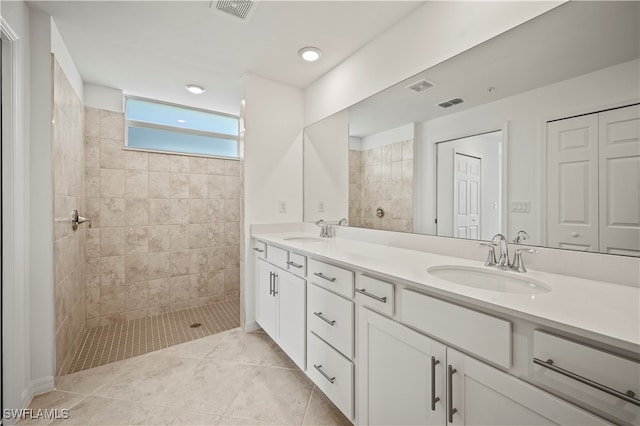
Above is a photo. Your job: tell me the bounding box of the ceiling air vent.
[438,98,464,108]
[214,0,254,20]
[406,79,434,93]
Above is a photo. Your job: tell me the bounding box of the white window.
[125,96,240,158]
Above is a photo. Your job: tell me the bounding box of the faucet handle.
[478,242,498,267]
[511,248,539,273]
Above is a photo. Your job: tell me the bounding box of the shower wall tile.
[53,58,86,375]
[85,107,242,325]
[349,139,414,232]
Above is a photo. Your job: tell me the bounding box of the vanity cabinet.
[359,307,446,425]
[359,308,609,426]
[251,235,636,426]
[255,252,306,370]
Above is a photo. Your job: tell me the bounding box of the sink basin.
[427,265,551,294]
[283,236,324,243]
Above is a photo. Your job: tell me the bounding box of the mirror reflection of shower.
[435,130,503,240]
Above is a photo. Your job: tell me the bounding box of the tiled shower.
[52,56,242,375]
[349,139,413,232]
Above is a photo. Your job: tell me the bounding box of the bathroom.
[1,0,639,425]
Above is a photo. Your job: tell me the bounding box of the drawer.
[287,252,306,277]
[356,275,394,316]
[401,289,511,368]
[266,244,288,269]
[532,330,640,425]
[308,258,354,299]
[307,331,354,420]
[252,240,266,259]
[308,283,354,359]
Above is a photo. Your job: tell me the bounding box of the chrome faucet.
[479,233,538,272]
[315,219,334,238]
[491,234,510,270]
[338,218,348,226]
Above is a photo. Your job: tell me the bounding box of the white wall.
[84,83,123,112]
[417,59,639,245]
[304,1,563,125]
[28,5,56,393]
[1,0,32,419]
[50,19,82,99]
[242,74,304,329]
[360,123,413,151]
[303,110,349,222]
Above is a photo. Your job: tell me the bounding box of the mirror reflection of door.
[454,153,481,239]
[436,130,502,240]
[546,103,640,256]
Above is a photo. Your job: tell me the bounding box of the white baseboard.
[244,321,260,332]
[20,376,55,409]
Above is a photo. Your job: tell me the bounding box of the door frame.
[433,127,507,239]
[2,14,28,421]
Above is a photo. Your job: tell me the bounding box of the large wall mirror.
[303,1,640,256]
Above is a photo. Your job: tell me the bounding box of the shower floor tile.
[65,300,240,374]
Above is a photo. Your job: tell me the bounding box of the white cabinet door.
[598,104,640,256]
[255,258,277,338]
[546,114,599,251]
[276,269,306,370]
[359,308,447,426]
[446,347,608,426]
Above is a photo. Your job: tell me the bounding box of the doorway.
[436,130,503,240]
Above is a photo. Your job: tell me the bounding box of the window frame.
[124,95,241,160]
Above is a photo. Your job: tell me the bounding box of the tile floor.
[20,329,351,425]
[66,301,240,374]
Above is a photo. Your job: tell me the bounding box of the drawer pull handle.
[287,261,304,269]
[314,272,336,282]
[533,358,640,407]
[253,247,264,253]
[355,288,387,303]
[431,356,440,411]
[314,364,336,384]
[447,365,457,422]
[313,311,336,326]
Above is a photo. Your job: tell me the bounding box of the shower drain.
[190,323,202,328]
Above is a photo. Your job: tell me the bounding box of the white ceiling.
[348,1,640,138]
[29,0,424,115]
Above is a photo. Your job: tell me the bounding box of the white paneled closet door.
[546,114,599,251]
[598,105,640,256]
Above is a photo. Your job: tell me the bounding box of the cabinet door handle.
[287,261,303,269]
[355,288,387,303]
[447,365,458,422]
[313,272,336,282]
[269,272,274,296]
[431,356,440,411]
[313,364,336,384]
[253,247,264,253]
[272,273,278,296]
[313,311,336,326]
[533,358,640,406]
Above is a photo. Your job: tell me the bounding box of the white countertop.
[252,231,640,354]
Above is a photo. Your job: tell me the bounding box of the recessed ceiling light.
[298,46,322,62]
[185,84,206,95]
[177,119,186,123]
